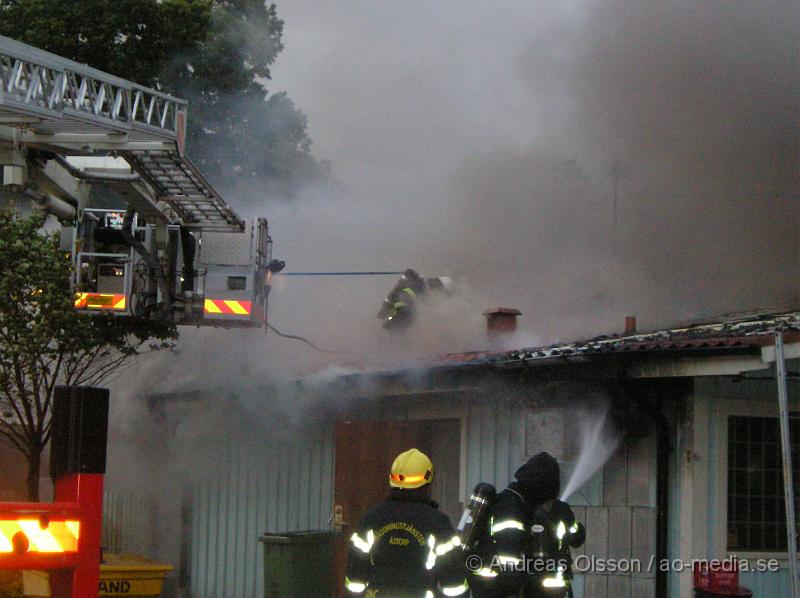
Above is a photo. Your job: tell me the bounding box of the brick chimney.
[484,308,522,345]
[625,316,637,335]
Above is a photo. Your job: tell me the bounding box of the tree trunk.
[26,445,42,502]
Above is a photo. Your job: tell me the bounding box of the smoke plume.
[267,0,798,348]
[108,0,800,501]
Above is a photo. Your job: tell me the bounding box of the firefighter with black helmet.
[345,448,468,597]
[491,452,585,597]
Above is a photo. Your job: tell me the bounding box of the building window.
[727,415,800,552]
[227,276,247,290]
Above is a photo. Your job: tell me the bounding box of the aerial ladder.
[0,35,281,328]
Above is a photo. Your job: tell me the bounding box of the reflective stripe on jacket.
[346,489,468,596]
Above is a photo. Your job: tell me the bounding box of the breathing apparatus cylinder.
[530,520,547,558]
[457,482,496,550]
[533,501,564,556]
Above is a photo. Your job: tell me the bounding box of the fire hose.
[266,323,343,354]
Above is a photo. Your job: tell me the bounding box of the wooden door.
[331,420,431,597]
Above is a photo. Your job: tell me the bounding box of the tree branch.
[41,353,63,427]
[9,356,36,439]
[0,420,29,455]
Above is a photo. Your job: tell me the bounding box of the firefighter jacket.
[490,484,585,597]
[379,270,426,328]
[345,489,469,597]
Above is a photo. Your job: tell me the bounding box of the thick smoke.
[109,0,800,479]
[117,0,800,407]
[269,0,798,345]
[434,0,800,339]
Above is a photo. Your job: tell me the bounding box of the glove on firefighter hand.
[563,521,586,549]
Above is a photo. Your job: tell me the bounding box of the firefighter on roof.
[345,448,468,597]
[378,270,454,329]
[491,452,585,597]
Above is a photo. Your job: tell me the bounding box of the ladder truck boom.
[0,35,279,328]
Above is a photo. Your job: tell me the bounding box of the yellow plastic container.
[99,553,174,597]
[22,570,48,597]
[10,554,172,597]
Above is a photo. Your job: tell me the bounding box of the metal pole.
[275,271,405,276]
[613,177,619,235]
[776,331,799,598]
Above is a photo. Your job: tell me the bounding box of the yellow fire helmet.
[390,448,434,489]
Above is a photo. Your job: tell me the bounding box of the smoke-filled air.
[109,0,799,449]
[106,0,798,492]
[258,0,798,368]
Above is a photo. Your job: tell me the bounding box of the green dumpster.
[259,531,335,598]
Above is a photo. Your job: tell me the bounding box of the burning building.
[96,309,800,598]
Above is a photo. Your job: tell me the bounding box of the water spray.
[560,408,620,502]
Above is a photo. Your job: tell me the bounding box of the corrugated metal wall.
[102,490,152,554]
[189,425,334,598]
[465,397,526,491]
[740,569,791,596]
[182,387,655,598]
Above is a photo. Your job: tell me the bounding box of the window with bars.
[727,415,800,552]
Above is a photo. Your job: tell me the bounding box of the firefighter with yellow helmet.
[345,448,468,597]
